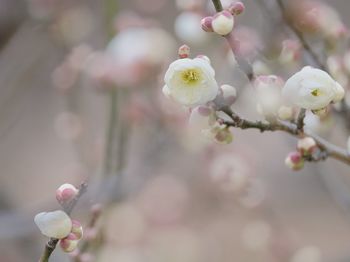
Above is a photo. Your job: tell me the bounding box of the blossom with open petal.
[163,57,219,107]
[282,66,344,110]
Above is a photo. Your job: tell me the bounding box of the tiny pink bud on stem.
[228,2,245,16]
[178,44,190,58]
[56,183,78,204]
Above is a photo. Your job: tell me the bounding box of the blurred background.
[1,0,350,261]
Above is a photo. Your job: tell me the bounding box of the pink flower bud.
[297,137,317,156]
[60,233,79,253]
[212,11,234,36]
[201,16,213,32]
[71,220,83,239]
[178,44,190,59]
[228,2,245,16]
[56,183,78,204]
[285,152,304,171]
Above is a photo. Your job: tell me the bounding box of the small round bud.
[212,11,234,36]
[277,106,294,120]
[34,210,72,239]
[71,220,83,239]
[201,16,213,32]
[228,2,245,16]
[178,44,190,59]
[285,152,304,171]
[297,137,317,156]
[220,84,237,106]
[60,233,79,253]
[56,183,78,204]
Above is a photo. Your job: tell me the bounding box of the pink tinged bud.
[228,2,245,16]
[178,44,190,59]
[297,137,317,156]
[60,233,79,253]
[212,11,234,36]
[56,183,78,204]
[201,16,213,32]
[285,152,304,171]
[71,220,83,239]
[220,84,237,106]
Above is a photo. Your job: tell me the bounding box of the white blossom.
[212,11,234,36]
[282,66,345,110]
[164,57,219,107]
[34,210,72,239]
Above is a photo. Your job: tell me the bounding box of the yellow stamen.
[311,88,322,97]
[182,69,201,85]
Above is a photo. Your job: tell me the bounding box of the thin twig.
[220,106,350,165]
[212,0,223,12]
[296,108,306,131]
[39,182,88,262]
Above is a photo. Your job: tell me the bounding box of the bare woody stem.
[220,106,350,165]
[212,0,223,11]
[296,108,306,131]
[39,182,88,262]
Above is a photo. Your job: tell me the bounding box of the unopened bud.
[228,2,245,16]
[212,11,234,36]
[297,137,317,156]
[71,220,83,239]
[201,16,213,32]
[285,152,304,171]
[56,183,78,204]
[277,106,294,120]
[34,210,72,239]
[216,84,237,106]
[60,233,79,253]
[178,44,190,59]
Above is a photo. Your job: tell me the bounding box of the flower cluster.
[34,183,84,253]
[201,2,244,36]
[163,45,235,144]
[285,137,319,171]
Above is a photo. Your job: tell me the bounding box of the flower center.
[311,88,322,97]
[181,69,201,85]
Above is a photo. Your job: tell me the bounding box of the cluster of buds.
[34,183,84,253]
[201,2,245,36]
[189,103,233,145]
[285,137,318,170]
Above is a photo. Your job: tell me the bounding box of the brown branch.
[296,108,306,131]
[220,107,350,165]
[39,182,88,262]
